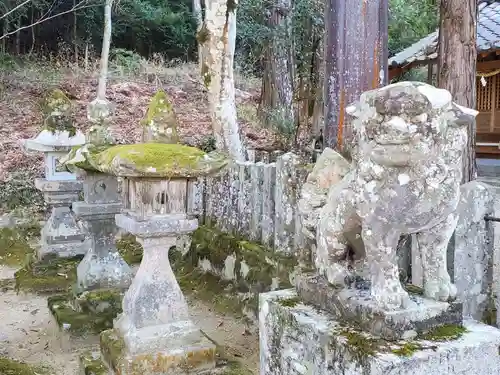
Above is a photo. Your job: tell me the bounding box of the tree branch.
[0,0,32,21]
[0,0,100,41]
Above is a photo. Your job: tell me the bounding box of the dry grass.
[0,53,278,182]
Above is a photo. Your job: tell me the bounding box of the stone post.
[112,177,216,373]
[72,171,132,292]
[23,128,87,261]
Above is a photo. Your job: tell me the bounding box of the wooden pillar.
[323,0,389,151]
[427,61,433,85]
[491,75,496,133]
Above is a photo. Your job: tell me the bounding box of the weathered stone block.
[453,181,494,320]
[100,328,216,375]
[260,289,500,375]
[48,289,123,335]
[295,273,463,341]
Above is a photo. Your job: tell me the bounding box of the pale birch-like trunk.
[205,0,245,161]
[88,0,113,124]
[97,0,112,101]
[193,0,204,72]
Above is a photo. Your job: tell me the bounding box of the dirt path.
[0,265,259,374]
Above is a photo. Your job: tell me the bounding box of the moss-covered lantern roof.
[61,142,229,178]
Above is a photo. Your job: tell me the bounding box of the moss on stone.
[116,234,143,264]
[277,297,300,308]
[404,283,424,296]
[189,225,297,292]
[419,324,467,341]
[41,89,76,136]
[100,329,125,370]
[15,256,79,294]
[0,357,49,375]
[339,329,387,360]
[141,90,179,144]
[0,226,37,267]
[48,291,121,334]
[391,342,422,357]
[79,351,108,375]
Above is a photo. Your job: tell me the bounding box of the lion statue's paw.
[424,278,458,302]
[372,284,412,311]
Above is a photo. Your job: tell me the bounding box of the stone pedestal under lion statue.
[259,82,500,374]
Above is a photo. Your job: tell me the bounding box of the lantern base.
[100,328,216,375]
[38,206,87,261]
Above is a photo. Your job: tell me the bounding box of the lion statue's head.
[346,82,477,169]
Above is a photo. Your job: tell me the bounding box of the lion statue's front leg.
[416,213,458,302]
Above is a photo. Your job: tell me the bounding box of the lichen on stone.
[41,89,76,136]
[141,90,180,144]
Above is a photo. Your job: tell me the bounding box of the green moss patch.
[15,256,80,294]
[391,342,423,357]
[189,225,298,293]
[100,329,125,371]
[79,351,108,375]
[419,324,467,342]
[0,224,39,267]
[0,357,49,375]
[48,290,122,335]
[116,234,143,264]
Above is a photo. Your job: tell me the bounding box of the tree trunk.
[74,0,78,66]
[15,16,20,55]
[193,0,204,72]
[437,0,477,182]
[323,0,388,151]
[97,0,112,101]
[258,0,295,134]
[205,0,245,161]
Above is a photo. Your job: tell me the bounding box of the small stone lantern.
[108,142,227,373]
[70,90,228,374]
[22,89,87,260]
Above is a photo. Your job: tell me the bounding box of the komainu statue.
[299,82,478,311]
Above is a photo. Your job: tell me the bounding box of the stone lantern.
[68,90,229,374]
[22,89,87,260]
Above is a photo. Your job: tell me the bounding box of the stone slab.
[48,288,123,335]
[35,178,82,192]
[115,213,198,237]
[295,273,463,340]
[73,201,122,218]
[260,289,500,375]
[100,328,216,375]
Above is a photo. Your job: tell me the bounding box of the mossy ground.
[14,237,142,295]
[79,351,107,375]
[0,224,39,267]
[15,256,80,294]
[0,357,49,375]
[48,289,123,335]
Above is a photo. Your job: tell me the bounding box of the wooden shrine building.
[388,0,500,158]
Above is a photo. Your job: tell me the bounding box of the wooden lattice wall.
[476,74,500,135]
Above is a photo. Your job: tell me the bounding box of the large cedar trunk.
[437,0,477,182]
[323,0,388,151]
[259,0,295,132]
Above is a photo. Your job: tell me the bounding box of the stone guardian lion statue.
[299,82,478,311]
